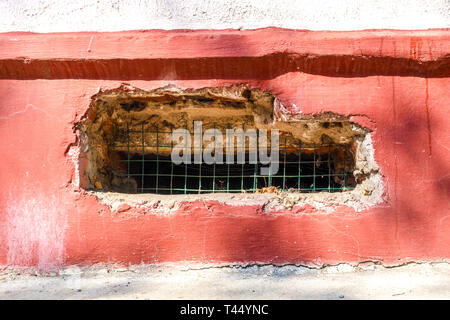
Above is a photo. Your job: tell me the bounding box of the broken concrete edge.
[67,83,386,215]
[1,260,449,277]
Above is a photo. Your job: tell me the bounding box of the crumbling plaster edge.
[67,84,388,216]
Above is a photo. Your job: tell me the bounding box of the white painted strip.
[0,0,449,33]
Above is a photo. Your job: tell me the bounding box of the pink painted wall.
[0,29,449,270]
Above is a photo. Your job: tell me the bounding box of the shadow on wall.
[375,78,450,259]
[2,53,450,80]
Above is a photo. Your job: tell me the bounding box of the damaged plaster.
[76,84,385,214]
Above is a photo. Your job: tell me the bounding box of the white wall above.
[1,0,449,33]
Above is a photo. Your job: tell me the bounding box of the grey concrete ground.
[0,262,449,300]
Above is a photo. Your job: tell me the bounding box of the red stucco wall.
[0,29,449,270]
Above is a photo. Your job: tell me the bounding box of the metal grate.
[110,123,356,194]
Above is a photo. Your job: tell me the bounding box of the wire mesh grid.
[110,123,356,194]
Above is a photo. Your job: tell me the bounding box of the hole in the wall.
[76,84,384,211]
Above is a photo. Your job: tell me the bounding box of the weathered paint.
[0,29,449,270]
